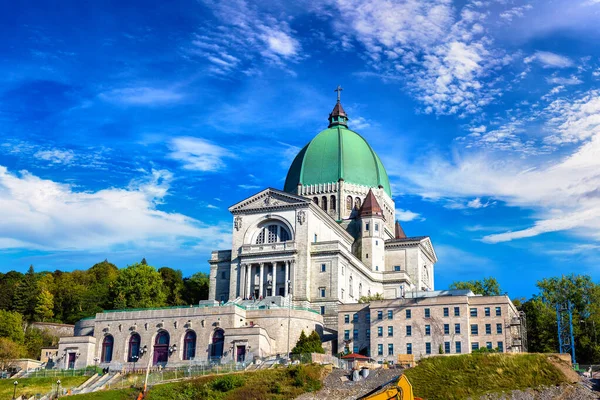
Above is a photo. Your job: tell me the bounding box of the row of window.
[344,322,505,341]
[374,341,505,356]
[313,196,336,212]
[344,306,503,323]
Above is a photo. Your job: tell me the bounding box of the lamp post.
[131,355,139,373]
[12,381,17,400]
[56,379,61,398]
[135,345,147,373]
[169,344,177,356]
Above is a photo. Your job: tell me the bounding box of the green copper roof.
[284,125,392,197]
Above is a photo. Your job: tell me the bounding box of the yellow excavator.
[358,375,423,400]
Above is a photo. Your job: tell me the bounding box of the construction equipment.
[358,374,422,400]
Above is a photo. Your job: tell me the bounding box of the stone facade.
[337,290,526,362]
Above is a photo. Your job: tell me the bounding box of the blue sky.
[1,0,600,299]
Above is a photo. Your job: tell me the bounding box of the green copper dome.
[283,124,392,197]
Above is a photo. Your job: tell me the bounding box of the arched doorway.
[153,331,170,365]
[101,335,113,363]
[210,329,225,360]
[128,333,141,362]
[183,331,196,361]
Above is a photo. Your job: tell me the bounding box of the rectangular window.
[443,307,449,317]
[320,306,325,315]
[320,287,326,297]
[496,323,503,334]
[425,308,431,318]
[221,271,226,279]
[378,344,383,356]
[365,222,370,231]
[366,313,370,323]
[486,342,493,350]
[375,223,379,232]
[344,314,350,324]
[388,326,393,337]
[353,313,358,322]
[388,310,393,319]
[471,324,479,335]
[406,343,412,355]
[496,307,502,316]
[425,325,431,335]
[455,324,461,334]
[444,324,450,335]
[470,308,478,317]
[406,325,412,336]
[366,329,370,340]
[425,342,431,354]
[484,307,490,317]
[444,342,451,354]
[498,341,504,352]
[378,327,383,337]
[321,264,326,272]
[377,311,383,320]
[394,266,401,271]
[388,343,393,355]
[472,343,479,351]
[344,330,350,340]
[454,307,460,317]
[455,341,462,353]
[314,234,317,243]
[406,309,411,319]
[485,324,491,335]
[353,329,359,340]
[353,345,359,353]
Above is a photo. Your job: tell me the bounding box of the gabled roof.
[359,189,383,218]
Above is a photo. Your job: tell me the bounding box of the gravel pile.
[296,368,402,400]
[474,382,600,400]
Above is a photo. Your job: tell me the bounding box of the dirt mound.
[546,355,580,384]
[475,383,599,399]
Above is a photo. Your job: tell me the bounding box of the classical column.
[259,263,264,298]
[239,264,246,298]
[246,264,252,299]
[272,262,278,296]
[284,260,290,297]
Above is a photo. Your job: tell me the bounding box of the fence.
[24,368,96,378]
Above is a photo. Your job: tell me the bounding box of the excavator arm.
[358,374,421,400]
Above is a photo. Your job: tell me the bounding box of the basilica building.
[55,93,524,370]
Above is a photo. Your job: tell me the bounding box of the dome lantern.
[328,85,348,128]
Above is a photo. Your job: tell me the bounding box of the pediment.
[229,188,310,213]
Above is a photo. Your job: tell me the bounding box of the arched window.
[210,329,225,359]
[127,333,141,362]
[101,335,113,363]
[321,196,327,211]
[153,331,170,365]
[183,331,196,361]
[256,224,291,244]
[330,196,336,211]
[349,276,353,297]
[355,197,361,208]
[346,196,352,211]
[313,197,319,205]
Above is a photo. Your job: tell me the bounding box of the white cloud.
[99,87,184,105]
[544,89,600,145]
[395,208,421,222]
[168,137,233,172]
[190,0,301,75]
[33,149,75,165]
[499,4,533,22]
[0,167,230,251]
[526,51,573,68]
[238,184,261,190]
[351,116,371,130]
[546,75,582,85]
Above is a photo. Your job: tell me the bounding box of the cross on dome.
[334,85,343,103]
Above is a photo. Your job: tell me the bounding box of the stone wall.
[30,322,75,337]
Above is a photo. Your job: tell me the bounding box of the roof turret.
[395,220,406,239]
[359,189,383,218]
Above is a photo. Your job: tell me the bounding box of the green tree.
[110,262,167,309]
[449,277,502,296]
[291,330,324,354]
[159,267,185,306]
[0,271,24,311]
[13,265,39,321]
[0,310,25,344]
[23,327,58,360]
[358,293,384,303]
[34,289,54,321]
[182,272,210,304]
[521,296,557,354]
[0,337,24,370]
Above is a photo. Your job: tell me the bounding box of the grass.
[70,388,140,399]
[1,376,89,399]
[404,353,569,400]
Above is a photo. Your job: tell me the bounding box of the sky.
[1,0,600,299]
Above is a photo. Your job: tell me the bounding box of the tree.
[110,263,167,309]
[0,337,24,371]
[159,267,185,306]
[182,272,210,304]
[520,296,557,354]
[0,310,25,344]
[291,330,324,354]
[12,265,39,321]
[358,293,384,303]
[34,289,54,321]
[0,271,23,311]
[23,327,58,360]
[449,277,502,296]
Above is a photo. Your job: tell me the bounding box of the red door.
[68,353,76,369]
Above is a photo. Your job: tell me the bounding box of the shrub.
[211,375,245,392]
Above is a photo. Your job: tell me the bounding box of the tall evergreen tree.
[12,265,39,321]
